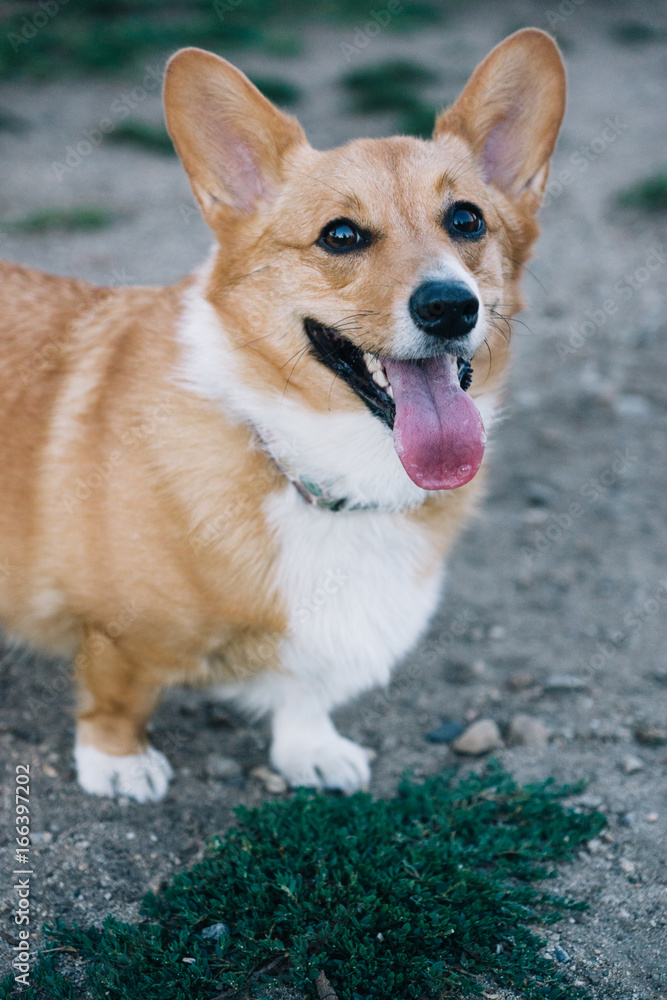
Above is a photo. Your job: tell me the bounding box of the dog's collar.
[259,433,377,513]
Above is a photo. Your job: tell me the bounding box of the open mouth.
[304,318,486,491]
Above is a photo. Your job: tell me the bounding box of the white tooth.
[364,353,382,374]
[386,384,394,399]
[372,368,389,389]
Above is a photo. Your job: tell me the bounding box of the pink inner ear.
[480,116,522,193]
[225,137,269,212]
[204,113,270,213]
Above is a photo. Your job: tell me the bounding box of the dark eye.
[318,218,369,253]
[445,202,486,239]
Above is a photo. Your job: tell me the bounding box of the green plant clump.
[342,60,438,114]
[341,60,441,138]
[7,206,114,234]
[109,120,176,154]
[1,0,441,81]
[9,766,605,1000]
[617,170,667,213]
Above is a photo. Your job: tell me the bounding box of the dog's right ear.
[164,47,306,226]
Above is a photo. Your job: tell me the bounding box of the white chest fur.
[233,486,446,715]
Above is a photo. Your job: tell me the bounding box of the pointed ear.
[434,29,566,208]
[164,47,306,226]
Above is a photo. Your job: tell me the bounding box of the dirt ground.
[0,1,666,997]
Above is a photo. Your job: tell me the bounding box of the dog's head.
[165,30,565,493]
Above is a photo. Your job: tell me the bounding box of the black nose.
[409,280,479,341]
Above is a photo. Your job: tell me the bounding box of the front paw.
[75,743,173,803]
[271,730,371,794]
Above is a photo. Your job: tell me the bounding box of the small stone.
[525,481,557,506]
[452,719,503,756]
[508,714,549,747]
[508,672,535,691]
[31,831,53,845]
[446,660,474,684]
[634,723,667,746]
[523,508,549,526]
[205,754,242,780]
[201,922,230,940]
[619,812,636,826]
[544,674,589,692]
[619,908,631,919]
[646,812,658,823]
[206,703,235,727]
[554,945,571,963]
[613,394,652,418]
[251,766,287,794]
[620,858,635,875]
[471,659,488,677]
[587,838,602,854]
[620,755,644,774]
[577,794,603,809]
[425,720,465,744]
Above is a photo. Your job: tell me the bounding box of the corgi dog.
[0,29,565,801]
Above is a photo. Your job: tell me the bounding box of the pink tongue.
[382,354,486,490]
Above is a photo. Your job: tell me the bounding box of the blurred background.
[0,0,665,286]
[0,1,666,996]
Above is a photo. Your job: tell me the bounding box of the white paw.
[271,729,371,794]
[75,743,173,803]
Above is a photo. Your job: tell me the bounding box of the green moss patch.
[8,766,604,999]
[1,1,440,81]
[7,206,115,234]
[616,170,667,212]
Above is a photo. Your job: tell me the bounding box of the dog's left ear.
[434,28,566,209]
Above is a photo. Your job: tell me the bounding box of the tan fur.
[0,30,565,770]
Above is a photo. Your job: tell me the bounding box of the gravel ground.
[0,2,666,997]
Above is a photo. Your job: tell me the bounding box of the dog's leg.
[226,673,371,794]
[270,687,371,794]
[74,629,172,802]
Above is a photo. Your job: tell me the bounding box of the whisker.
[327,371,341,410]
[231,329,282,354]
[281,344,310,403]
[509,258,547,294]
[217,264,273,292]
